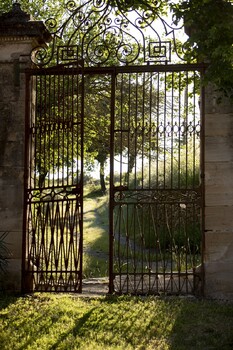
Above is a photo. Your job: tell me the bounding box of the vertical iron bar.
[109,69,116,294]
[200,67,206,296]
[148,72,153,189]
[171,72,174,189]
[71,71,75,187]
[156,72,160,190]
[134,73,138,188]
[178,72,181,189]
[79,64,85,293]
[148,72,153,289]
[127,73,131,188]
[22,72,31,293]
[185,71,189,190]
[141,72,145,189]
[163,71,167,189]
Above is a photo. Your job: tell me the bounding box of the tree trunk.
[99,160,106,194]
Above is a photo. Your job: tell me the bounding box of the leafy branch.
[171,0,233,99]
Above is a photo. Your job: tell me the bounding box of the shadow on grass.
[1,294,233,349]
[169,298,233,350]
[84,188,106,199]
[0,293,19,311]
[50,307,97,350]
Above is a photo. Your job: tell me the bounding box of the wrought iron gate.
[23,64,84,292]
[110,65,204,295]
[23,0,205,295]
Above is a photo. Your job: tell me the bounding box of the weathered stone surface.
[205,231,233,262]
[205,85,233,115]
[205,162,233,206]
[3,231,23,257]
[204,85,233,300]
[204,262,233,300]
[0,4,50,292]
[205,206,233,232]
[0,259,22,292]
[205,136,233,162]
[0,3,51,43]
[205,113,233,137]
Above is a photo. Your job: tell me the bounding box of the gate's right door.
[110,66,204,295]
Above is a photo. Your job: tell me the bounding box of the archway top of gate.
[32,0,190,67]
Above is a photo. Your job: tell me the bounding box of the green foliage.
[171,0,233,99]
[110,0,169,14]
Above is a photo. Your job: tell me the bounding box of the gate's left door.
[23,65,84,292]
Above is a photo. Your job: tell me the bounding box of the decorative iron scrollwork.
[129,120,201,138]
[31,0,188,67]
[113,189,201,205]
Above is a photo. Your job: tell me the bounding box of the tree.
[171,0,233,99]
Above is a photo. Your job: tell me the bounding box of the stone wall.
[204,85,233,300]
[0,4,50,291]
[0,51,27,290]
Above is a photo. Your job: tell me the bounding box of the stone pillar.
[204,86,233,300]
[0,3,50,291]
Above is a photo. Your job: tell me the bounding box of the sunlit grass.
[83,188,109,278]
[0,293,233,350]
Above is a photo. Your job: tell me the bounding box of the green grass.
[0,293,233,350]
[83,187,109,278]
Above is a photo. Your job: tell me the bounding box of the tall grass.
[113,144,202,274]
[125,144,201,249]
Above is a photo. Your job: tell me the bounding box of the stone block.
[204,261,233,300]
[204,231,233,262]
[205,162,233,205]
[205,162,233,184]
[205,206,233,231]
[205,192,233,206]
[205,85,233,115]
[2,141,24,167]
[0,215,23,233]
[205,136,233,162]
[205,113,233,137]
[2,230,23,258]
[0,258,22,292]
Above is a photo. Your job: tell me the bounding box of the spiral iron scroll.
[31,0,187,67]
